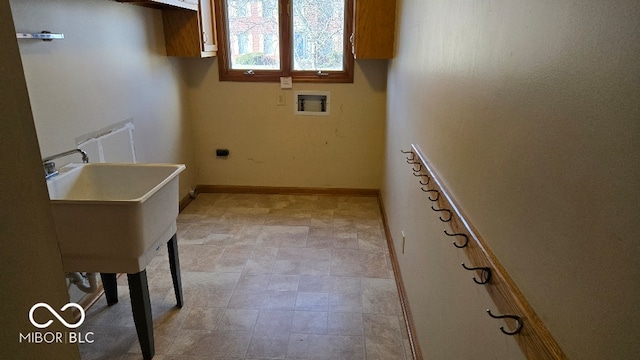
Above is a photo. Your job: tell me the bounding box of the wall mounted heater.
[295,91,330,116]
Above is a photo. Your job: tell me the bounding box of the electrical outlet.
[276,92,286,106]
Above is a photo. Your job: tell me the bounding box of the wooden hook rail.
[402,144,567,359]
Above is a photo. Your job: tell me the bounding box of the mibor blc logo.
[29,303,85,329]
[19,302,94,344]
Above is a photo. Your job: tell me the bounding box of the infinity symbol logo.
[28,303,85,329]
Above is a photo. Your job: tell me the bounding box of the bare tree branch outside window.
[292,0,344,71]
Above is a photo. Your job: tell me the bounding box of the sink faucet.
[43,149,89,179]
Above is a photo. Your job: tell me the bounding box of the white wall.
[10,0,197,198]
[0,0,80,357]
[182,58,387,189]
[383,0,640,359]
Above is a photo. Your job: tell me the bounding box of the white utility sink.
[47,163,185,273]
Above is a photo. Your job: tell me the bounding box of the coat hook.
[413,171,427,177]
[412,164,423,172]
[486,310,523,335]
[401,149,415,161]
[444,230,468,248]
[407,159,420,164]
[421,189,439,201]
[431,206,452,222]
[419,176,430,185]
[461,263,491,284]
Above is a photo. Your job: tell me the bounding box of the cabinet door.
[352,0,396,59]
[163,2,217,57]
[200,0,218,52]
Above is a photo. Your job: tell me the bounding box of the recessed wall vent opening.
[295,91,330,116]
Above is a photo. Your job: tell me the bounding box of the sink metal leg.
[99,234,181,359]
[100,273,118,306]
[167,233,183,308]
[127,270,154,360]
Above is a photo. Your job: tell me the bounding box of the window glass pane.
[292,0,345,71]
[226,0,280,70]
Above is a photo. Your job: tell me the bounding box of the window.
[216,0,354,83]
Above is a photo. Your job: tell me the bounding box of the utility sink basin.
[47,163,185,273]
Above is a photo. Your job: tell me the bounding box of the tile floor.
[79,193,411,360]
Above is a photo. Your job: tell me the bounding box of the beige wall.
[383,0,640,359]
[10,0,197,198]
[181,58,387,189]
[8,0,638,358]
[0,0,80,357]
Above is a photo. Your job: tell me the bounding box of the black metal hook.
[431,206,452,222]
[401,149,415,161]
[421,189,439,201]
[444,230,469,248]
[412,164,423,172]
[461,263,491,284]
[486,310,523,336]
[419,176,430,185]
[406,159,420,165]
[420,187,434,194]
[413,171,427,177]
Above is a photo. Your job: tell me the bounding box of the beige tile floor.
[78,193,411,360]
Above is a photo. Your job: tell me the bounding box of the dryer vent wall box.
[295,91,330,116]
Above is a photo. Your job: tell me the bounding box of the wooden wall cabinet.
[162,0,218,58]
[351,0,397,59]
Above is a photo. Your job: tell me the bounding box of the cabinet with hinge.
[162,0,218,57]
[351,0,396,59]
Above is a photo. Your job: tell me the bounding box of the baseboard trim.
[378,195,423,360]
[196,184,379,197]
[179,192,193,212]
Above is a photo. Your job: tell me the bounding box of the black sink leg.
[167,233,183,308]
[127,270,154,360]
[100,273,118,306]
